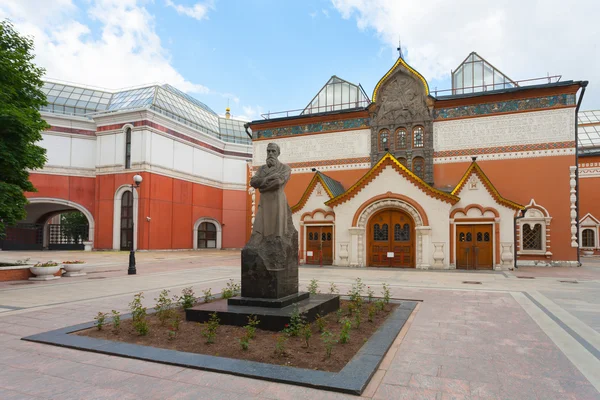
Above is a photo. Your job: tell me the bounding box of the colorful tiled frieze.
[433,141,576,158]
[433,94,576,120]
[255,117,370,139]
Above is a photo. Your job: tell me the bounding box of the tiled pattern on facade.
[252,157,371,171]
[254,117,369,139]
[97,120,251,158]
[47,126,96,137]
[433,140,576,158]
[433,94,576,120]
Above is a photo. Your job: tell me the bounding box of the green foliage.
[368,304,375,322]
[0,21,49,238]
[154,289,173,326]
[167,329,177,341]
[202,288,213,303]
[283,305,304,337]
[315,314,326,333]
[239,334,250,350]
[367,286,375,303]
[307,279,319,294]
[178,287,196,309]
[111,310,121,332]
[221,279,241,299]
[245,315,260,339]
[94,312,107,330]
[375,299,385,312]
[59,212,89,243]
[382,283,391,304]
[339,318,351,344]
[129,292,149,336]
[274,334,287,356]
[301,323,312,348]
[171,314,181,332]
[354,310,361,329]
[200,312,220,344]
[336,308,344,323]
[348,277,366,309]
[329,282,339,295]
[321,330,335,358]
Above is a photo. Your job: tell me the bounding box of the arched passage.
[193,217,222,250]
[113,185,140,251]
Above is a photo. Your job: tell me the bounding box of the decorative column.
[415,226,432,269]
[501,243,513,266]
[570,166,578,247]
[348,227,364,267]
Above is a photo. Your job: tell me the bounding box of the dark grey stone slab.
[227,292,310,308]
[21,299,419,395]
[187,294,340,331]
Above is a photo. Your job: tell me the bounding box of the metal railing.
[430,75,562,97]
[260,99,371,120]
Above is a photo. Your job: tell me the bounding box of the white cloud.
[165,0,214,21]
[238,105,265,121]
[331,0,600,108]
[322,9,330,18]
[0,0,209,94]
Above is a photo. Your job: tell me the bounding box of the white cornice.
[433,148,575,164]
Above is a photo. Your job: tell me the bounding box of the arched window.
[120,191,133,250]
[412,157,425,179]
[125,128,132,169]
[413,126,424,148]
[523,224,542,250]
[582,229,595,248]
[197,222,217,248]
[395,128,407,149]
[378,129,390,152]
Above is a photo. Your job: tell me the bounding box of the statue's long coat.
[251,161,292,237]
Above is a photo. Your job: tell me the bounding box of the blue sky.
[1,0,598,120]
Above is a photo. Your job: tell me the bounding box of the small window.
[327,233,332,241]
[582,229,595,248]
[523,224,542,250]
[484,232,490,242]
[125,128,132,169]
[197,222,217,248]
[412,157,425,179]
[322,232,326,241]
[374,224,388,241]
[477,232,483,242]
[395,128,407,149]
[413,126,424,148]
[459,232,465,242]
[309,232,313,240]
[466,232,472,242]
[379,129,390,152]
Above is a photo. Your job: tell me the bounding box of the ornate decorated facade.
[249,52,597,269]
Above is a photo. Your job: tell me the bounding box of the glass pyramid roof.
[40,80,249,144]
[451,52,517,95]
[578,110,600,154]
[301,76,370,115]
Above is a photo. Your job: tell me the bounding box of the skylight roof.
[578,110,600,153]
[301,75,370,115]
[451,52,517,95]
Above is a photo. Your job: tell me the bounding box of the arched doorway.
[367,209,415,267]
[120,191,133,250]
[193,218,222,250]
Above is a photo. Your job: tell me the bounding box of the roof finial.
[397,37,404,59]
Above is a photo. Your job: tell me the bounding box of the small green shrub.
[367,286,375,303]
[154,289,173,326]
[200,312,220,344]
[315,314,326,333]
[368,304,375,322]
[336,308,344,323]
[382,283,391,304]
[167,329,177,341]
[354,310,361,329]
[245,315,260,339]
[339,318,351,344]
[307,279,319,294]
[301,323,312,348]
[94,312,107,330]
[221,279,241,299]
[329,282,339,294]
[348,277,365,309]
[129,292,149,336]
[202,288,213,303]
[321,330,335,358]
[178,287,196,309]
[171,314,181,332]
[283,305,304,337]
[375,299,385,312]
[239,334,250,350]
[111,310,121,332]
[274,334,287,356]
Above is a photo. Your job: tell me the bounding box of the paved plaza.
[0,250,599,399]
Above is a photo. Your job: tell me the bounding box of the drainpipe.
[575,81,588,266]
[514,211,525,270]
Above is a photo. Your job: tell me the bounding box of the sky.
[1,0,599,121]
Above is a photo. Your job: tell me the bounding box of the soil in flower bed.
[75,300,398,372]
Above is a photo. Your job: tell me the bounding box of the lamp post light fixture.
[128,174,143,275]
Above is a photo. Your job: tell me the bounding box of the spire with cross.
[397,38,404,59]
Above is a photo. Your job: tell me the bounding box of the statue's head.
[266,143,280,166]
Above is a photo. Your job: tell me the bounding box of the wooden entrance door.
[367,209,414,267]
[456,225,493,270]
[305,226,333,265]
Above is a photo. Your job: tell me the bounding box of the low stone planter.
[62,263,87,277]
[581,249,594,256]
[29,266,61,281]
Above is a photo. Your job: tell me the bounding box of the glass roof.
[40,80,249,145]
[302,76,370,115]
[452,52,517,95]
[579,111,600,154]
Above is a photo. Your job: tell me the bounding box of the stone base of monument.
[185,293,340,331]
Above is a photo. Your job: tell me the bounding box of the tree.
[0,20,49,237]
[60,212,89,243]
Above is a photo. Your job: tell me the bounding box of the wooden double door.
[306,226,333,265]
[456,225,493,270]
[367,209,414,267]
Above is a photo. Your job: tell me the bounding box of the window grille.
[582,229,595,247]
[379,129,390,151]
[523,224,542,250]
[396,128,407,149]
[413,126,424,147]
[374,224,389,241]
[125,128,132,169]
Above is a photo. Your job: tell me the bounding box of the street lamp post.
[128,174,143,275]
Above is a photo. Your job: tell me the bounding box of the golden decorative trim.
[451,162,524,210]
[291,173,334,213]
[372,57,430,102]
[325,153,459,207]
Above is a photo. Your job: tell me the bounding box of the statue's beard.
[266,157,277,167]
